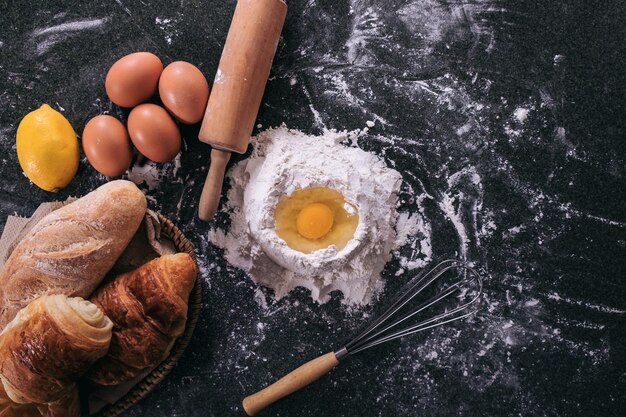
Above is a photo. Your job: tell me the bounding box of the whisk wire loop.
[343,260,483,356]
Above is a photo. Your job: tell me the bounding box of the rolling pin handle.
[198,149,231,221]
[197,0,287,221]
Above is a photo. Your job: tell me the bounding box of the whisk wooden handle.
[242,352,339,416]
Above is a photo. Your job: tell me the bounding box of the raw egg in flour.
[274,187,359,254]
[297,202,334,240]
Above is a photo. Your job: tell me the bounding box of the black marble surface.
[1,0,625,416]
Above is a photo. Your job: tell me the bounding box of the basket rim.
[91,212,203,417]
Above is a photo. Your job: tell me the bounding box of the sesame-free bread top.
[0,180,147,329]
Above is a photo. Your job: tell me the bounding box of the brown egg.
[82,115,133,177]
[127,104,181,163]
[105,52,163,107]
[158,61,210,124]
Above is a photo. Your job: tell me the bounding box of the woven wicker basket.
[91,213,203,417]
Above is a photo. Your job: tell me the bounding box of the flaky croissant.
[0,295,112,404]
[87,253,197,385]
[0,384,79,417]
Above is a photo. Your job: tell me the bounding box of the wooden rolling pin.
[198,0,288,220]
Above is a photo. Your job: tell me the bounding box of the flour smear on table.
[1,0,622,414]
[209,127,431,305]
[199,1,618,412]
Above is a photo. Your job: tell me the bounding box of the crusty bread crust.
[0,180,147,329]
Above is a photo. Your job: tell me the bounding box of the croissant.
[87,253,196,385]
[0,295,112,404]
[0,384,79,417]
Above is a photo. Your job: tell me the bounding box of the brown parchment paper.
[0,199,178,415]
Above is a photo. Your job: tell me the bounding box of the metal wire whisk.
[242,259,483,416]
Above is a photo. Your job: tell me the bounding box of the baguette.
[0,180,146,329]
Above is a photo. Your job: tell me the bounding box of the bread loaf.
[0,295,112,405]
[0,180,147,329]
[87,253,196,385]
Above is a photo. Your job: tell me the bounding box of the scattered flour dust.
[209,127,431,305]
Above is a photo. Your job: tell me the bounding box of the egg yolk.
[296,203,334,240]
[274,187,359,254]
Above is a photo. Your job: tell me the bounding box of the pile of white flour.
[209,127,421,305]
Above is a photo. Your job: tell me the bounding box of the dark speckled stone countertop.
[1,1,625,416]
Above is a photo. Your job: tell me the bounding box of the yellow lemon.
[16,104,79,192]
